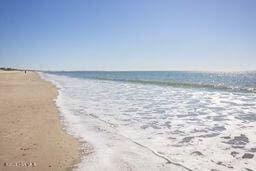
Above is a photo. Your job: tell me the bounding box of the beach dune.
[0,71,79,171]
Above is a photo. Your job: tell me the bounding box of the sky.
[0,0,256,71]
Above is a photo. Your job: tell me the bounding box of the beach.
[0,71,79,171]
[0,70,255,171]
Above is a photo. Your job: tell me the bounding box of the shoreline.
[40,71,256,170]
[39,72,87,171]
[0,71,80,170]
[41,72,186,170]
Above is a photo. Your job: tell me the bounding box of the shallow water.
[40,71,256,171]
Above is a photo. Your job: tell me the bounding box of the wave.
[77,77,256,93]
[46,71,256,93]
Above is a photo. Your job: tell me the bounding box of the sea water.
[40,71,256,171]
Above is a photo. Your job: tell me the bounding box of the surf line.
[87,113,193,171]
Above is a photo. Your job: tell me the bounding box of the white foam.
[39,72,256,171]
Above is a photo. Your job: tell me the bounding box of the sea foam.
[40,72,256,171]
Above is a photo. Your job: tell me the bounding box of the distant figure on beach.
[24,70,27,74]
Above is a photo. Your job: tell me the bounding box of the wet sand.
[0,71,80,171]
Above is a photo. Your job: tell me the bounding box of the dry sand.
[0,71,80,171]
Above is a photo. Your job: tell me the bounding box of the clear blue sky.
[0,0,256,71]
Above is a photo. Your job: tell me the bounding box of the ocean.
[40,71,256,171]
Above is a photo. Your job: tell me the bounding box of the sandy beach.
[0,71,80,171]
